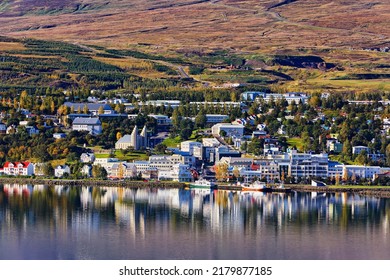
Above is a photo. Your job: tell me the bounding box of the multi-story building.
[106,162,137,179]
[180,141,203,155]
[148,114,172,126]
[352,146,370,155]
[328,161,344,178]
[205,114,229,124]
[158,163,193,182]
[140,100,181,108]
[254,92,309,104]
[342,165,390,180]
[64,102,115,115]
[288,151,328,179]
[211,123,244,137]
[72,117,102,135]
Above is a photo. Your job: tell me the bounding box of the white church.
[115,125,149,150]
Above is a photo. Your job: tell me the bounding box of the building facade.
[72,117,102,135]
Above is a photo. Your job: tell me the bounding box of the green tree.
[355,150,369,165]
[154,143,167,154]
[342,139,352,161]
[42,163,54,177]
[92,165,108,179]
[195,109,207,129]
[247,138,263,155]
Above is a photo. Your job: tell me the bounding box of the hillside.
[0,0,388,51]
[0,0,389,93]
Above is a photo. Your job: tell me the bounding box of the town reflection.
[1,183,389,236]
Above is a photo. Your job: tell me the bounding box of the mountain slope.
[0,0,388,51]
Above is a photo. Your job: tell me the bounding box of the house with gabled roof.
[1,161,34,176]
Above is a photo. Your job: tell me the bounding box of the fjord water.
[1,184,390,260]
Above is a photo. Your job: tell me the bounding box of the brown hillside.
[0,0,388,51]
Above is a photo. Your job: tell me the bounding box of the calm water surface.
[1,184,390,260]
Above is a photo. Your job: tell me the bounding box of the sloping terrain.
[0,0,388,51]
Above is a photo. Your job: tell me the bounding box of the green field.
[287,137,304,151]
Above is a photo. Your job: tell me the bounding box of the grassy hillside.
[0,0,388,50]
[0,1,388,93]
[0,35,389,93]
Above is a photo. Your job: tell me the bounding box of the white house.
[106,162,137,179]
[54,165,71,178]
[72,117,102,135]
[1,162,34,176]
[53,133,67,139]
[80,153,96,163]
[81,165,92,178]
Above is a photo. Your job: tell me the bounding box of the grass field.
[0,42,25,51]
[305,78,390,92]
[162,136,182,148]
[287,137,304,151]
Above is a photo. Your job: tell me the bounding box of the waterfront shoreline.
[2,178,390,197]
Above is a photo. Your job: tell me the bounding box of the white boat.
[241,181,269,192]
[189,179,217,189]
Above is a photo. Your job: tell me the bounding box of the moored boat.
[189,179,217,189]
[241,181,271,192]
[272,183,292,193]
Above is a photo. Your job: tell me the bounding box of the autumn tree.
[215,162,229,182]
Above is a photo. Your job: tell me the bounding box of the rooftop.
[73,117,101,125]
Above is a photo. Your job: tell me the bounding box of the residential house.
[53,133,67,139]
[25,126,39,136]
[1,162,34,176]
[80,153,96,163]
[81,165,92,178]
[106,162,137,179]
[327,139,343,153]
[54,165,71,178]
[0,122,6,134]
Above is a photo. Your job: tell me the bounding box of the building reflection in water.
[1,183,390,259]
